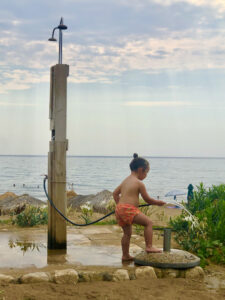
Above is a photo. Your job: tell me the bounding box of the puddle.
[0,230,124,269]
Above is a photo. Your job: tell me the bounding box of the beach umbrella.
[187,184,194,207]
[165,189,187,200]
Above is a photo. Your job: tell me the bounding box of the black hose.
[43,175,151,226]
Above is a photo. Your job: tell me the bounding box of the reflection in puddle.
[0,230,123,269]
[47,249,67,264]
[8,239,46,255]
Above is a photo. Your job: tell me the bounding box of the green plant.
[13,205,48,227]
[67,204,75,216]
[95,219,117,225]
[8,239,45,254]
[0,290,5,300]
[0,219,11,225]
[80,204,93,224]
[170,183,225,267]
[189,183,225,214]
[106,198,116,211]
[203,198,225,242]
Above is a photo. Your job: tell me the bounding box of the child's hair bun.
[130,153,149,171]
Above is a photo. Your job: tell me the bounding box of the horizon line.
[0,154,225,159]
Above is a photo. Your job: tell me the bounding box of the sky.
[0,0,225,157]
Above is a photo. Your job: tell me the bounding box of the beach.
[1,275,225,300]
[0,205,225,299]
[1,0,225,298]
[0,156,225,299]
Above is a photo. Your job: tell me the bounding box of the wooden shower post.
[48,64,69,250]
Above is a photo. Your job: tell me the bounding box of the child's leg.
[133,212,162,253]
[121,224,134,261]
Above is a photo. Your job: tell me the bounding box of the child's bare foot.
[146,247,162,253]
[122,255,134,261]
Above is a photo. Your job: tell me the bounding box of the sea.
[0,155,224,202]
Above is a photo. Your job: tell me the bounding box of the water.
[0,155,224,202]
[0,228,123,268]
[166,199,200,229]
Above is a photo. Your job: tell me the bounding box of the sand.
[0,206,225,299]
[1,276,225,300]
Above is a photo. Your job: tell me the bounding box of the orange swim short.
[115,203,141,227]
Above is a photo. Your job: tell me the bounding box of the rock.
[0,192,17,215]
[0,192,17,201]
[185,266,204,279]
[218,280,225,289]
[154,268,163,278]
[102,272,113,281]
[162,269,179,278]
[129,273,136,280]
[135,266,157,279]
[66,190,77,200]
[0,193,45,215]
[0,274,15,284]
[68,190,113,213]
[53,269,78,284]
[11,194,45,207]
[20,272,50,284]
[129,244,143,255]
[6,203,26,216]
[112,269,130,282]
[206,277,225,289]
[78,271,103,282]
[68,194,95,210]
[92,191,114,213]
[178,269,186,278]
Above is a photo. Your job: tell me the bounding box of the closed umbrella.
[165,189,186,200]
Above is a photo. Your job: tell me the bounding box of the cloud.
[2,28,225,91]
[150,0,225,13]
[0,67,49,94]
[1,0,225,92]
[66,29,225,82]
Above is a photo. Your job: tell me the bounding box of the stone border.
[0,266,204,285]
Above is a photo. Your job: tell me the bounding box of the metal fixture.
[163,228,171,252]
[48,17,68,64]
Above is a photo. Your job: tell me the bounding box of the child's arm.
[113,184,122,204]
[139,182,165,206]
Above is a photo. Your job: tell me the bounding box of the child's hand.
[157,200,166,206]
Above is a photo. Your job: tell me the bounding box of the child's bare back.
[116,174,141,207]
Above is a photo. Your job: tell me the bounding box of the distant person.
[113,153,166,261]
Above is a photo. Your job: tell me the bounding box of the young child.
[113,153,166,261]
